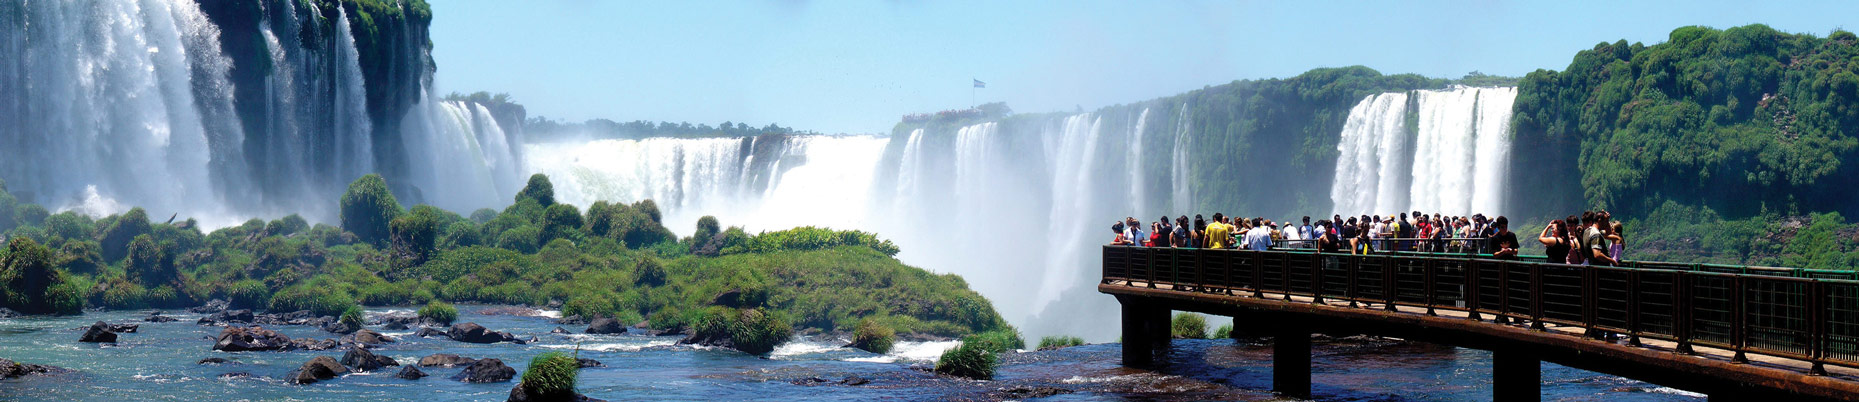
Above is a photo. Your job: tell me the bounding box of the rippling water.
[0,306,1702,401]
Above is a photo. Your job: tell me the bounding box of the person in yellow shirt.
[1205,213,1232,249]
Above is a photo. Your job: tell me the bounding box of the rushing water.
[0,306,1701,401]
[1330,86,1517,216]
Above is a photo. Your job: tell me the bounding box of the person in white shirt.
[1244,218,1275,251]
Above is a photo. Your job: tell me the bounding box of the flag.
[973,79,986,88]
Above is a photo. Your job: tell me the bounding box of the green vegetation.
[1036,335,1085,349]
[339,305,365,329]
[518,352,579,400]
[960,327,1025,353]
[418,300,458,325]
[1509,24,1859,270]
[1213,324,1234,339]
[1171,313,1207,339]
[526,117,831,142]
[0,174,1006,343]
[851,318,896,354]
[934,341,998,380]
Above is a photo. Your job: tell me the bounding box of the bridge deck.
[1100,246,1859,400]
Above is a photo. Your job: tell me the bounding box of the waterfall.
[1329,86,1516,216]
[0,0,238,220]
[1330,93,1410,215]
[331,6,375,190]
[1036,114,1105,312]
[399,96,524,213]
[1170,104,1194,212]
[1126,108,1150,216]
[892,129,927,208]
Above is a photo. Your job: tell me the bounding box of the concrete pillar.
[1118,297,1168,367]
[1273,320,1311,399]
[1493,349,1540,402]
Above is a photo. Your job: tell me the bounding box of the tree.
[125,234,176,287]
[390,205,447,266]
[98,207,152,262]
[541,203,583,244]
[340,174,402,247]
[517,174,555,207]
[2,238,58,314]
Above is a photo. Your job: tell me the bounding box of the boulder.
[585,318,627,335]
[339,347,399,372]
[106,323,139,333]
[144,315,178,323]
[417,353,477,367]
[188,299,230,314]
[287,338,338,351]
[450,358,515,383]
[0,359,69,379]
[549,327,569,334]
[79,321,117,343]
[196,309,254,325]
[393,365,427,380]
[447,323,522,344]
[0,308,21,318]
[508,381,609,402]
[323,320,360,335]
[345,329,395,345]
[197,357,236,365]
[576,358,604,368]
[211,326,293,352]
[414,327,448,338]
[839,376,870,386]
[555,315,587,325]
[217,372,253,379]
[287,356,349,385]
[378,314,419,330]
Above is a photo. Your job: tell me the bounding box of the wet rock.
[339,347,398,372]
[216,371,253,379]
[508,381,609,402]
[0,308,20,319]
[288,338,338,351]
[576,358,604,368]
[188,299,229,314]
[196,309,254,326]
[546,300,563,309]
[79,321,118,343]
[450,358,515,383]
[144,315,178,323]
[839,376,870,386]
[378,314,419,330]
[211,326,293,352]
[413,327,448,338]
[197,357,236,365]
[555,315,587,325]
[585,318,627,335]
[106,323,139,333]
[287,356,349,385]
[790,376,829,385]
[344,329,395,345]
[447,323,522,344]
[992,386,1073,399]
[417,353,478,367]
[393,365,427,380]
[323,319,360,335]
[549,327,569,334]
[0,359,70,379]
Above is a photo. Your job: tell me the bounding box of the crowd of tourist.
[1109,209,1628,265]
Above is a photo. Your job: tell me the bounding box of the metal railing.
[1102,245,1859,374]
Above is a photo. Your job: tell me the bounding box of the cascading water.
[1170,105,1194,213]
[1329,86,1516,216]
[0,0,514,223]
[1126,108,1150,216]
[0,0,237,220]
[1037,114,1106,312]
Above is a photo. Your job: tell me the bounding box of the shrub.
[46,275,86,315]
[517,174,556,207]
[98,207,151,262]
[339,305,365,328]
[418,300,458,325]
[1213,324,1234,339]
[469,208,498,224]
[634,257,666,286]
[227,279,269,309]
[541,203,583,244]
[519,351,579,399]
[935,341,997,380]
[1172,313,1207,339]
[266,214,309,236]
[41,212,94,242]
[13,203,47,228]
[440,221,479,249]
[2,238,62,314]
[340,174,402,247]
[1037,335,1085,349]
[125,235,174,287]
[851,318,895,354]
[961,327,1025,354]
[631,199,661,224]
[694,307,792,355]
[100,280,148,310]
[562,293,623,320]
[694,216,720,242]
[497,225,542,253]
[56,240,103,274]
[269,286,356,317]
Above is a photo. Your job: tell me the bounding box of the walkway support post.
[1274,318,1311,399]
[1116,295,1169,367]
[1493,348,1541,402]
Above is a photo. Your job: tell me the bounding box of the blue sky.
[430,0,1857,134]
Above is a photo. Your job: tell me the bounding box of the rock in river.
[212,326,293,352]
[79,321,117,343]
[585,318,627,335]
[287,356,349,385]
[417,353,478,367]
[447,323,523,344]
[393,365,427,380]
[450,358,515,383]
[340,347,399,372]
[0,359,69,379]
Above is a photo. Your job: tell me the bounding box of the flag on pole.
[973,79,986,88]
